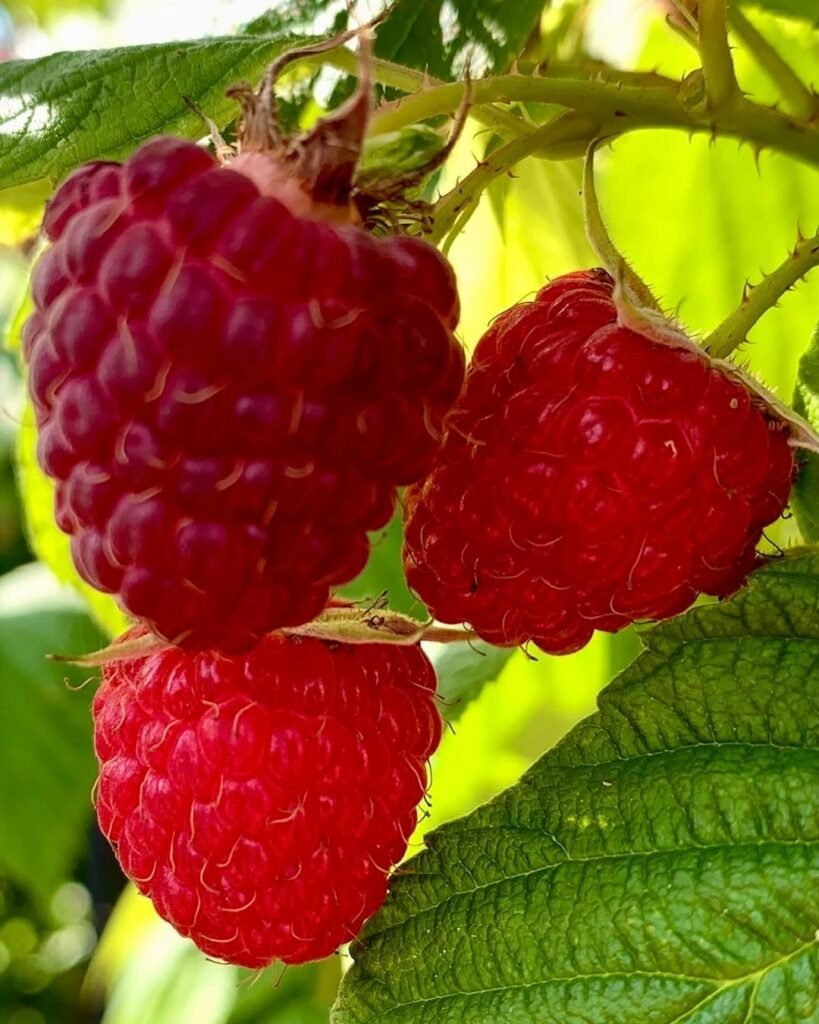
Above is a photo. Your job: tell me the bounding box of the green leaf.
[0,35,300,192]
[375,0,544,79]
[434,641,514,722]
[738,0,819,25]
[792,324,819,541]
[333,551,819,1024]
[0,563,106,899]
[17,401,127,637]
[339,509,418,617]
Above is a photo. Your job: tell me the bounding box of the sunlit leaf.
[93,886,339,1024]
[334,552,819,1024]
[0,35,302,192]
[433,640,514,721]
[738,0,819,25]
[0,563,105,898]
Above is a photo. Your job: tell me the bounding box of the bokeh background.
[0,1,816,1021]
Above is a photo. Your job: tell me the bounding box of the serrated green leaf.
[333,552,819,1024]
[0,563,106,898]
[16,401,127,637]
[792,325,819,541]
[434,641,514,721]
[0,34,303,192]
[738,0,819,25]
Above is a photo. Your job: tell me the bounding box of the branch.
[698,0,740,112]
[429,111,602,247]
[728,6,818,121]
[360,72,819,171]
[704,229,819,358]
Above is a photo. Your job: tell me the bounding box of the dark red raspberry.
[25,136,463,650]
[92,631,441,967]
[404,269,795,654]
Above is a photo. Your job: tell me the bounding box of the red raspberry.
[25,137,463,650]
[404,269,795,654]
[92,631,441,967]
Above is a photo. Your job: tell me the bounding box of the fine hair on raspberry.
[404,268,795,655]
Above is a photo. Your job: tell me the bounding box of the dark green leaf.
[792,324,819,541]
[375,0,544,79]
[0,564,106,898]
[435,641,514,721]
[251,0,545,79]
[0,35,300,192]
[333,551,819,1024]
[737,0,819,25]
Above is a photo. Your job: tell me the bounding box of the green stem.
[430,111,602,247]
[698,0,740,111]
[728,6,818,121]
[704,230,819,358]
[361,73,819,171]
[302,47,534,140]
[582,145,661,311]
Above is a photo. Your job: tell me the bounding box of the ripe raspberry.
[92,631,441,967]
[404,269,795,654]
[24,135,463,650]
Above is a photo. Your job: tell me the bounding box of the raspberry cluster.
[25,137,463,651]
[404,269,795,654]
[93,632,441,967]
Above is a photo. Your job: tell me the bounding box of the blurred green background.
[0,0,816,1021]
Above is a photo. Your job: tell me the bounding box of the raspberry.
[404,269,795,654]
[25,136,463,650]
[92,631,441,967]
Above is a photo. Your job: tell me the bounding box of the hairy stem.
[295,44,819,170]
[704,230,819,358]
[582,145,661,311]
[430,111,601,247]
[728,6,818,121]
[698,0,740,111]
[359,73,819,170]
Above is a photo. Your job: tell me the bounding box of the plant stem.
[728,6,818,121]
[698,0,740,111]
[704,230,819,358]
[302,47,534,140]
[582,145,661,311]
[360,72,819,171]
[430,111,601,246]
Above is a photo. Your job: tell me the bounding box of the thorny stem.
[704,229,819,358]
[429,111,601,248]
[698,0,740,112]
[300,46,535,141]
[290,40,819,172]
[357,74,819,170]
[728,6,818,121]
